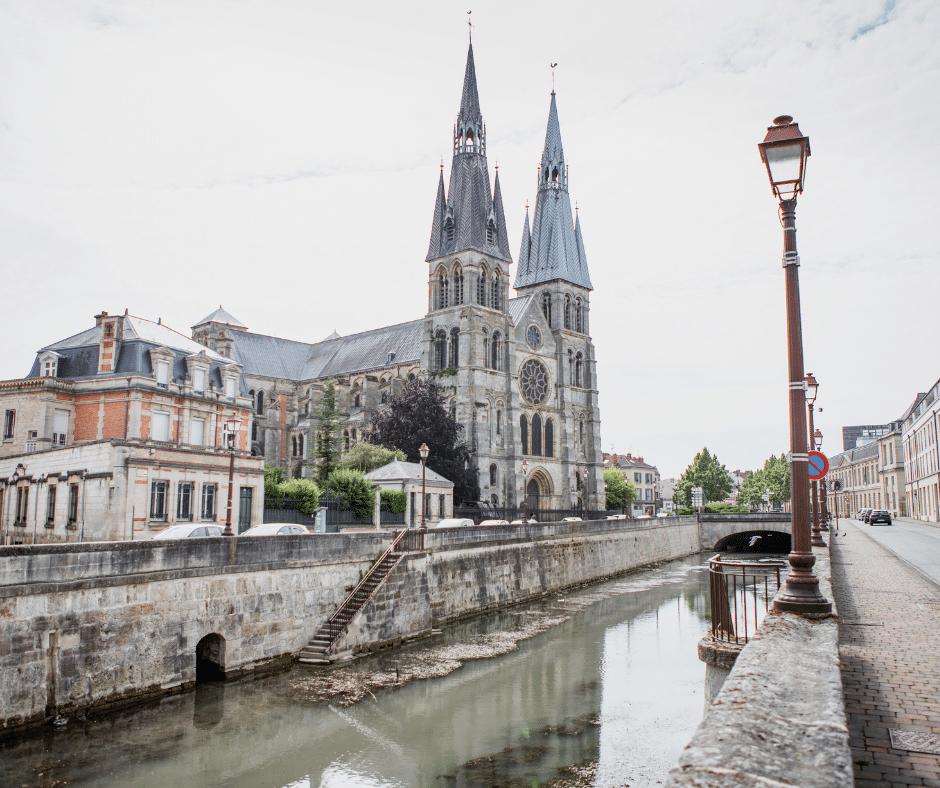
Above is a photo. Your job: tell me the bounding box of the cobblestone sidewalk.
[831,525,940,786]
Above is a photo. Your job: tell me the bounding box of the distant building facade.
[604,452,660,515]
[902,378,940,522]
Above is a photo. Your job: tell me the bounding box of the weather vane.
[467,10,473,41]
[550,62,558,91]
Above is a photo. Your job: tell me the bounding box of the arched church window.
[545,419,554,458]
[520,415,529,455]
[453,266,464,305]
[490,463,498,486]
[351,429,356,442]
[575,298,583,333]
[381,391,388,404]
[482,329,490,370]
[251,421,258,442]
[354,393,361,408]
[564,296,571,330]
[477,266,488,306]
[344,430,350,451]
[298,435,304,457]
[490,272,501,311]
[444,218,454,245]
[292,436,297,456]
[568,349,574,385]
[408,373,416,382]
[579,420,585,446]
[491,331,502,371]
[532,414,542,456]
[438,271,449,310]
[256,390,264,415]
[434,329,447,371]
[575,353,583,387]
[541,293,552,327]
[449,328,460,368]
[496,409,502,435]
[552,167,559,182]
[486,219,496,245]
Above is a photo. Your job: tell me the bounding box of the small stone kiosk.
[364,460,454,528]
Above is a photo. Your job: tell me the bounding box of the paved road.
[840,515,940,588]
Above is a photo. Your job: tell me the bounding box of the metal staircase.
[298,528,424,666]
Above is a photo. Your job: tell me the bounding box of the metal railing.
[709,554,787,645]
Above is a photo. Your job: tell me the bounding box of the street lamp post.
[223,412,242,537]
[805,372,825,548]
[815,428,829,530]
[419,442,429,529]
[582,469,589,518]
[521,458,529,520]
[758,115,831,615]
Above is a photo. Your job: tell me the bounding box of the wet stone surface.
[2,556,712,788]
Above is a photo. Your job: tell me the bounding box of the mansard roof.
[514,92,593,291]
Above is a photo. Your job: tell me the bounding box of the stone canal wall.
[335,516,701,654]
[0,534,389,737]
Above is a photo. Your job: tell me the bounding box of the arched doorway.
[526,479,540,514]
[195,633,226,683]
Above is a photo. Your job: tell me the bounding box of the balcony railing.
[709,554,787,645]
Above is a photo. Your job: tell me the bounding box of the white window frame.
[190,417,205,447]
[152,411,170,442]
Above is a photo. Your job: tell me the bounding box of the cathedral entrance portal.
[526,479,540,514]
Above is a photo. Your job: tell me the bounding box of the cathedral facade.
[192,44,603,511]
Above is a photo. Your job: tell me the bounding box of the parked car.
[150,524,224,539]
[606,514,627,520]
[435,518,475,528]
[863,510,876,523]
[479,519,510,526]
[562,516,582,522]
[240,523,310,536]
[868,510,892,526]
[636,514,652,519]
[857,508,871,520]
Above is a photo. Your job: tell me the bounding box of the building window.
[541,292,552,327]
[53,409,69,446]
[425,493,431,519]
[444,218,454,245]
[351,429,356,442]
[490,463,498,486]
[156,360,169,388]
[483,330,489,369]
[453,266,464,305]
[152,411,170,442]
[439,271,449,310]
[292,435,297,456]
[252,421,259,442]
[575,353,583,387]
[46,486,57,525]
[381,391,388,404]
[486,219,496,245]
[255,390,264,414]
[564,296,571,330]
[521,415,529,455]
[298,435,304,456]
[449,328,460,368]
[344,430,350,451]
[634,472,642,483]
[15,487,29,524]
[150,481,169,521]
[68,484,78,525]
[496,409,502,435]
[575,298,583,333]
[532,414,542,456]
[193,368,206,394]
[490,272,501,310]
[178,482,194,521]
[225,378,236,400]
[568,349,574,385]
[42,359,57,377]
[645,489,652,501]
[191,417,205,447]
[545,419,554,458]
[3,410,14,440]
[202,484,217,521]
[646,473,653,484]
[579,420,584,446]
[477,267,488,305]
[491,331,502,371]
[439,494,445,518]
[434,329,448,371]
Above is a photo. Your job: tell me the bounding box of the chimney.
[96,311,125,374]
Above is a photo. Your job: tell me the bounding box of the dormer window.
[192,368,206,395]
[156,361,169,388]
[43,360,57,377]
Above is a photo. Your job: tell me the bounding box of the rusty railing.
[709,554,787,645]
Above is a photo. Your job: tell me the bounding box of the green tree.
[364,377,480,505]
[277,478,322,515]
[736,470,767,508]
[674,447,733,507]
[327,468,374,519]
[379,489,407,514]
[603,467,636,510]
[264,463,285,504]
[763,453,791,506]
[313,377,342,483]
[336,442,406,474]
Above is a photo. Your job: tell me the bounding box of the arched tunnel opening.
[195,633,226,684]
[714,530,791,554]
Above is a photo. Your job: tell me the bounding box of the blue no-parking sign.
[808,451,829,480]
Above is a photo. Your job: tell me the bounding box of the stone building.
[901,379,940,522]
[0,311,263,544]
[191,44,604,512]
[604,453,661,514]
[364,460,454,528]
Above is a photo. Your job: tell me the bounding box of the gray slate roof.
[365,459,453,486]
[193,306,247,330]
[515,93,593,291]
[426,44,512,264]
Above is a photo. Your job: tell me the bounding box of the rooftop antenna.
[550,62,558,92]
[467,10,473,41]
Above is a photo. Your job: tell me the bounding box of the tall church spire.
[425,43,512,264]
[513,91,592,290]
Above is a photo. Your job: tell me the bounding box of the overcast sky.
[1,0,937,478]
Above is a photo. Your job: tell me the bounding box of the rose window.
[519,359,549,405]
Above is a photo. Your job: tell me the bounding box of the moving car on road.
[868,510,892,526]
[857,508,872,521]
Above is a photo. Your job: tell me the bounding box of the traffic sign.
[828,478,844,492]
[807,451,829,480]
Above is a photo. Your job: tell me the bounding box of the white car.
[435,518,475,528]
[240,523,311,536]
[479,519,510,526]
[606,514,627,520]
[562,516,582,522]
[150,524,224,539]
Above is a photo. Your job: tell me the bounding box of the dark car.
[863,509,877,523]
[869,509,892,525]
[858,508,872,521]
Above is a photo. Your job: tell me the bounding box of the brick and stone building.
[604,453,660,515]
[901,379,940,522]
[190,44,604,512]
[0,311,263,544]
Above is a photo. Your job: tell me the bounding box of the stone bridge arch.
[699,514,792,553]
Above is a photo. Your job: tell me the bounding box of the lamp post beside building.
[223,412,242,537]
[758,115,831,615]
[419,443,429,529]
[521,458,529,520]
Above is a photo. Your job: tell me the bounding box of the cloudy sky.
[1,0,937,477]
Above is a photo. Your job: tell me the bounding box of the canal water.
[2,554,712,788]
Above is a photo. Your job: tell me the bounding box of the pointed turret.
[518,205,532,278]
[424,43,511,264]
[513,91,592,290]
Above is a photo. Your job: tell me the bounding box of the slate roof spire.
[514,91,592,290]
[425,43,512,264]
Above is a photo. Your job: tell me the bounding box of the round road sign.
[808,451,829,480]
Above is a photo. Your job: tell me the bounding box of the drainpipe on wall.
[79,470,87,542]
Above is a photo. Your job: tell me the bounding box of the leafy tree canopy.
[674,447,732,508]
[364,377,480,505]
[603,467,636,510]
[379,489,407,514]
[735,454,791,508]
[313,377,342,483]
[326,468,374,519]
[336,442,406,474]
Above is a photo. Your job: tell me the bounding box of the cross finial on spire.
[467,10,473,41]
[550,62,558,92]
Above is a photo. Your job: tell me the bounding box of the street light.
[418,442,429,529]
[582,468,589,518]
[521,458,529,520]
[804,372,825,548]
[759,116,831,615]
[223,412,242,537]
[814,428,829,531]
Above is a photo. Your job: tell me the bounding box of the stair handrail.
[323,528,414,641]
